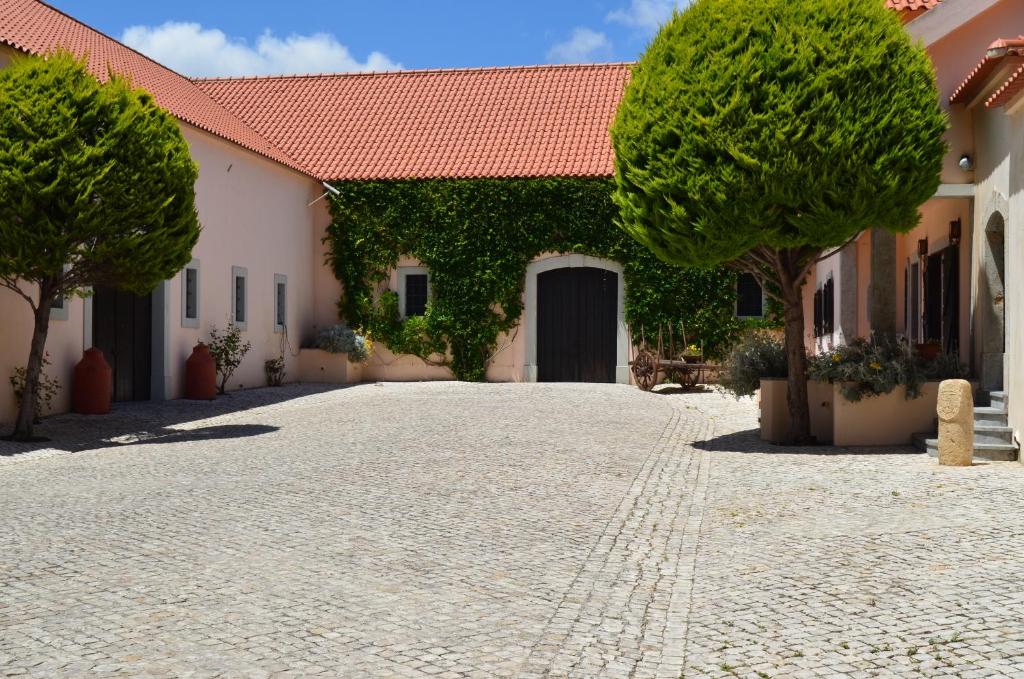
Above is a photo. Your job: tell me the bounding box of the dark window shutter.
[405,274,429,317]
[736,273,763,317]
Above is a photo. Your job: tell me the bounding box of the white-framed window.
[231,265,248,330]
[398,266,430,318]
[49,292,69,321]
[273,273,287,333]
[181,258,200,328]
[49,265,70,321]
[735,272,764,319]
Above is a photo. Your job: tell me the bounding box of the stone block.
[937,379,973,466]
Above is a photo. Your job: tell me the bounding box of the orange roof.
[885,0,942,9]
[0,0,306,175]
[950,37,1024,108]
[196,64,632,181]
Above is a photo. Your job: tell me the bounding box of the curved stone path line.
[522,403,713,678]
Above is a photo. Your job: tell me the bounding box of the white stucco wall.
[0,111,322,425]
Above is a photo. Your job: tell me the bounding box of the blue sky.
[47,0,687,77]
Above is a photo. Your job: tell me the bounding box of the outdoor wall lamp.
[950,218,962,247]
[959,154,974,172]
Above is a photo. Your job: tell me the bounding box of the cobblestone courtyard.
[2,383,1023,678]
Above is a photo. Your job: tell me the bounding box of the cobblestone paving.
[2,383,1024,678]
[672,391,1024,679]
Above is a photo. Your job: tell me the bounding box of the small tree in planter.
[611,0,946,442]
[0,52,200,440]
[208,324,252,394]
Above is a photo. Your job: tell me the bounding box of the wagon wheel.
[677,364,700,389]
[632,350,659,391]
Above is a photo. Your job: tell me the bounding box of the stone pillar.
[937,379,974,467]
[870,228,897,336]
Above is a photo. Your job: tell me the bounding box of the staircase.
[914,391,1019,461]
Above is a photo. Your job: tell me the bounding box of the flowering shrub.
[720,331,787,398]
[808,335,967,402]
[208,324,252,395]
[315,325,370,363]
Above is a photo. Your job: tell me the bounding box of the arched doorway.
[523,254,629,383]
[981,210,1006,391]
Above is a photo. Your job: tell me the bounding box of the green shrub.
[719,331,787,398]
[264,356,286,387]
[9,352,60,423]
[808,335,967,402]
[315,325,369,363]
[208,324,252,395]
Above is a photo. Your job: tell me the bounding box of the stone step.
[974,406,1008,426]
[915,434,1018,462]
[974,425,1015,446]
[988,390,1007,410]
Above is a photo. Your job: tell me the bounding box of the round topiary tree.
[0,52,200,441]
[611,0,946,442]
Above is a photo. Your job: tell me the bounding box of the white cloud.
[121,22,400,78]
[546,28,613,64]
[606,0,689,32]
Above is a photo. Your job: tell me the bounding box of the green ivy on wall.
[326,177,754,381]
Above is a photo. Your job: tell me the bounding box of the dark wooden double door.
[92,287,152,402]
[537,267,617,383]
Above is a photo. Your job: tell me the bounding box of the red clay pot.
[185,342,217,400]
[72,348,112,415]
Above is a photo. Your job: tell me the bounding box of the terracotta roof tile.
[0,0,307,175]
[950,37,1024,106]
[885,0,942,9]
[986,63,1024,107]
[196,64,632,181]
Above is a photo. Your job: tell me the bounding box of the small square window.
[231,266,248,329]
[274,274,287,333]
[181,259,200,328]
[736,273,764,318]
[405,274,428,317]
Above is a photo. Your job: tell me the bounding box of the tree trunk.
[776,254,813,444]
[9,285,55,441]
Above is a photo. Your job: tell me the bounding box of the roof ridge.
[15,0,312,177]
[193,61,635,84]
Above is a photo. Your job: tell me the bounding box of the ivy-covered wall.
[325,177,749,381]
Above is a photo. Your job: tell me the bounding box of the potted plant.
[916,339,942,361]
[297,325,369,384]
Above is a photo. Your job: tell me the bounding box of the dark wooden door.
[92,287,152,402]
[537,267,617,383]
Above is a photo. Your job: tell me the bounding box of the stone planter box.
[760,379,967,446]
[297,348,362,384]
[759,379,834,444]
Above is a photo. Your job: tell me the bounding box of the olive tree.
[612,0,946,442]
[0,52,200,441]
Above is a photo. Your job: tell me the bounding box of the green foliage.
[0,51,200,439]
[208,324,252,394]
[9,353,60,422]
[808,336,967,402]
[315,324,370,363]
[326,178,753,381]
[719,331,788,398]
[0,51,200,297]
[264,356,286,387]
[611,0,947,268]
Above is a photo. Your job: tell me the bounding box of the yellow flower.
[870,362,882,370]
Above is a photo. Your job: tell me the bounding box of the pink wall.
[165,125,322,395]
[0,117,323,426]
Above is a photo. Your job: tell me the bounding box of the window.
[735,273,764,318]
[398,267,430,318]
[49,266,70,321]
[274,274,287,333]
[181,259,200,328]
[814,277,835,338]
[231,266,248,329]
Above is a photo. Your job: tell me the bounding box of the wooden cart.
[629,325,719,391]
